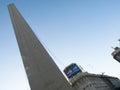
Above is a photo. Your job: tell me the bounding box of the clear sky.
[1,0,120,90]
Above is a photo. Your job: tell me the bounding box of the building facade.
[71,72,120,90]
[64,64,120,90]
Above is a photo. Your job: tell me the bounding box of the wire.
[37,35,66,71]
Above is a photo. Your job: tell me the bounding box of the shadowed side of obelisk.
[8,3,74,90]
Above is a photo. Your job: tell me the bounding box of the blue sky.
[1,0,120,90]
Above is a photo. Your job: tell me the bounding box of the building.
[71,72,120,90]
[64,63,120,90]
[112,47,120,63]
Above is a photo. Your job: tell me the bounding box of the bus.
[64,63,82,79]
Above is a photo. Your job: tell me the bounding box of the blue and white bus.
[64,63,82,79]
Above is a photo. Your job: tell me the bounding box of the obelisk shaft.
[8,4,74,90]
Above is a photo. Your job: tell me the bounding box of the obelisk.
[8,3,74,90]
